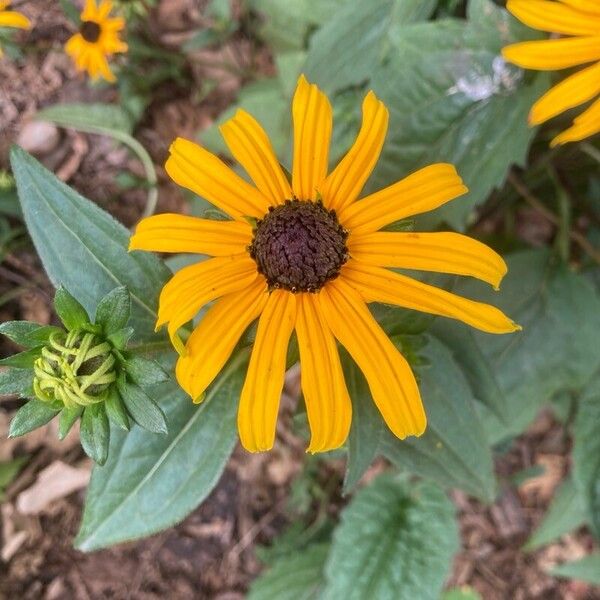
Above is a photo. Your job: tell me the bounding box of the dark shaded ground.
[1,1,599,599]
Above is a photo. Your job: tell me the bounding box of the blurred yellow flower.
[0,0,31,56]
[502,0,600,146]
[65,0,127,83]
[130,75,519,453]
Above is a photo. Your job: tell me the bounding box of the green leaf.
[248,543,329,600]
[524,476,587,551]
[0,321,62,349]
[573,371,600,540]
[0,347,41,369]
[382,337,496,502]
[75,350,248,550]
[95,286,131,335]
[342,353,384,495]
[104,389,130,431]
[58,0,80,25]
[455,250,600,442]
[124,355,169,387]
[9,399,60,437]
[35,104,157,218]
[0,456,28,499]
[549,554,600,585]
[304,0,436,93]
[366,1,549,229]
[107,327,134,350]
[54,286,90,330]
[117,378,167,434]
[442,587,482,600]
[321,475,458,600]
[58,405,83,440]
[10,146,170,341]
[0,368,34,396]
[80,404,110,466]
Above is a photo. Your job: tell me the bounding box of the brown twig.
[508,171,600,265]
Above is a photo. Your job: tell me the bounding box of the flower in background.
[502,0,600,146]
[0,0,31,56]
[65,0,127,83]
[130,75,519,453]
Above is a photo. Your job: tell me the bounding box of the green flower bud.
[33,329,117,409]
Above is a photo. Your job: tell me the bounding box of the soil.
[1,1,599,599]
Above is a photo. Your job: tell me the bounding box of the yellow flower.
[0,0,31,56]
[130,76,519,453]
[65,0,127,83]
[502,0,600,146]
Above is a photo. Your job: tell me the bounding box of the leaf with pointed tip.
[58,405,83,440]
[80,404,110,465]
[0,321,62,349]
[9,400,60,437]
[95,286,131,335]
[117,378,167,434]
[54,286,91,330]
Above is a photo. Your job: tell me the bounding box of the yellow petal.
[220,109,292,204]
[529,62,600,126]
[82,0,99,20]
[348,231,507,289]
[296,294,352,453]
[560,0,600,16]
[551,96,600,146]
[502,37,600,70]
[238,290,296,452]
[0,11,31,29]
[506,0,600,36]
[343,259,520,334]
[157,255,258,349]
[320,91,389,212]
[130,213,252,255]
[98,0,114,20]
[292,75,333,201]
[339,163,468,234]
[175,280,268,401]
[319,278,425,440]
[165,137,271,220]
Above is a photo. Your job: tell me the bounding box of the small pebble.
[17,121,60,156]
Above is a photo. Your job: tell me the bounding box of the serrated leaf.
[248,543,329,600]
[304,0,436,93]
[0,321,62,349]
[95,286,130,335]
[117,378,167,434]
[75,350,248,550]
[382,337,496,501]
[549,554,600,585]
[524,476,587,551]
[9,399,60,437]
[10,146,170,341]
[104,389,130,431]
[54,286,90,330]
[455,250,600,443]
[58,405,83,440]
[342,353,384,495]
[572,371,600,540]
[322,475,458,600]
[80,404,110,465]
[125,355,169,387]
[0,368,34,396]
[366,1,549,229]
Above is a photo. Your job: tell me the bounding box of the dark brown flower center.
[80,20,101,43]
[249,199,349,293]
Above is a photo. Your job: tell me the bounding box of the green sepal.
[58,405,84,440]
[9,399,61,437]
[117,376,168,434]
[105,389,130,431]
[0,347,42,369]
[107,327,134,351]
[0,368,34,396]
[124,355,169,387]
[80,404,110,466]
[0,321,62,349]
[95,286,131,335]
[54,286,91,331]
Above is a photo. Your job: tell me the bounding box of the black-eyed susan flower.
[130,75,520,453]
[502,0,600,146]
[0,1,31,56]
[65,0,127,83]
